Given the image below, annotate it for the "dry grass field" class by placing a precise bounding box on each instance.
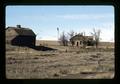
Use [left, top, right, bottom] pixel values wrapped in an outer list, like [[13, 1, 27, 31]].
[[6, 40, 115, 79]]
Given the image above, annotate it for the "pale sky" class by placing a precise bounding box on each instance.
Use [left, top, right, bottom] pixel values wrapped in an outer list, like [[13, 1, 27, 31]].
[[6, 6, 114, 42]]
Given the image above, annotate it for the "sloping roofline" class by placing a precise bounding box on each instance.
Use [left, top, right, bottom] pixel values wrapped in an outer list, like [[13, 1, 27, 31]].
[[6, 26, 36, 36], [70, 34, 93, 41]]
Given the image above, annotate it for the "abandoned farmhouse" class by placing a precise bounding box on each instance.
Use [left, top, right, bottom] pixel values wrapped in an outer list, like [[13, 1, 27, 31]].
[[70, 34, 95, 47], [6, 25, 36, 46]]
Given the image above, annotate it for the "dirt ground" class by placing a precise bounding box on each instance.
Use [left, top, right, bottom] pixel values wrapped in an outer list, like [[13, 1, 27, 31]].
[[6, 44, 114, 79]]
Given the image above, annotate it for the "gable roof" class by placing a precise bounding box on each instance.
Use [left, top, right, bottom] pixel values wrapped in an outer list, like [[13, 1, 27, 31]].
[[6, 26, 36, 36], [70, 34, 93, 41], [70, 34, 84, 41]]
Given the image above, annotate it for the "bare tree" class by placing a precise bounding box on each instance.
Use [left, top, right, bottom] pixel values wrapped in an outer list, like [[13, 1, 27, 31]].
[[68, 30, 75, 46], [68, 30, 75, 39], [59, 31, 68, 46], [91, 28, 101, 48]]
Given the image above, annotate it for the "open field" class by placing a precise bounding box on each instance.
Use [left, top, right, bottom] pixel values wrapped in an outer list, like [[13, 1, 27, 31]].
[[36, 40, 114, 48], [6, 41, 114, 79]]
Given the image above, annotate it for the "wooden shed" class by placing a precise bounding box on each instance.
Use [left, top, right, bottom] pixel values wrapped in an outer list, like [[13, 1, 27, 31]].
[[70, 34, 94, 47], [6, 25, 36, 47]]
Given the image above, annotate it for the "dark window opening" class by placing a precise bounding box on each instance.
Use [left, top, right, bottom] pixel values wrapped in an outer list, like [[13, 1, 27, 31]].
[[80, 41, 82, 45]]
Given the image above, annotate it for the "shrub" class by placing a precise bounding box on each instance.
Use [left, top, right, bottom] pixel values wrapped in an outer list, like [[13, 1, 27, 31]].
[[59, 69, 68, 74], [53, 73, 59, 77]]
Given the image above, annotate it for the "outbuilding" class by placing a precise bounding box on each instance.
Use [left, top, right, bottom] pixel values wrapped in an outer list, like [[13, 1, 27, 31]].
[[6, 25, 36, 47]]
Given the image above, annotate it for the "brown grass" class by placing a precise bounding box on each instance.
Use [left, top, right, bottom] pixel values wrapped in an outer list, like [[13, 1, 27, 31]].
[[6, 41, 114, 79]]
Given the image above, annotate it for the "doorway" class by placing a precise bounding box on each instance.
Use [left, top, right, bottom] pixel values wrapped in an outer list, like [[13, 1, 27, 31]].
[[77, 42, 79, 46]]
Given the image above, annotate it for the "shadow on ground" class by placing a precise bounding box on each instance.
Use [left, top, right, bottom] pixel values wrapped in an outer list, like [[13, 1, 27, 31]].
[[11, 44, 57, 51], [29, 45, 57, 51]]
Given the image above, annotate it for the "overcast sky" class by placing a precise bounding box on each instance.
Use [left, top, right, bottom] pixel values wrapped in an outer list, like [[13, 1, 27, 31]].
[[6, 6, 114, 42]]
